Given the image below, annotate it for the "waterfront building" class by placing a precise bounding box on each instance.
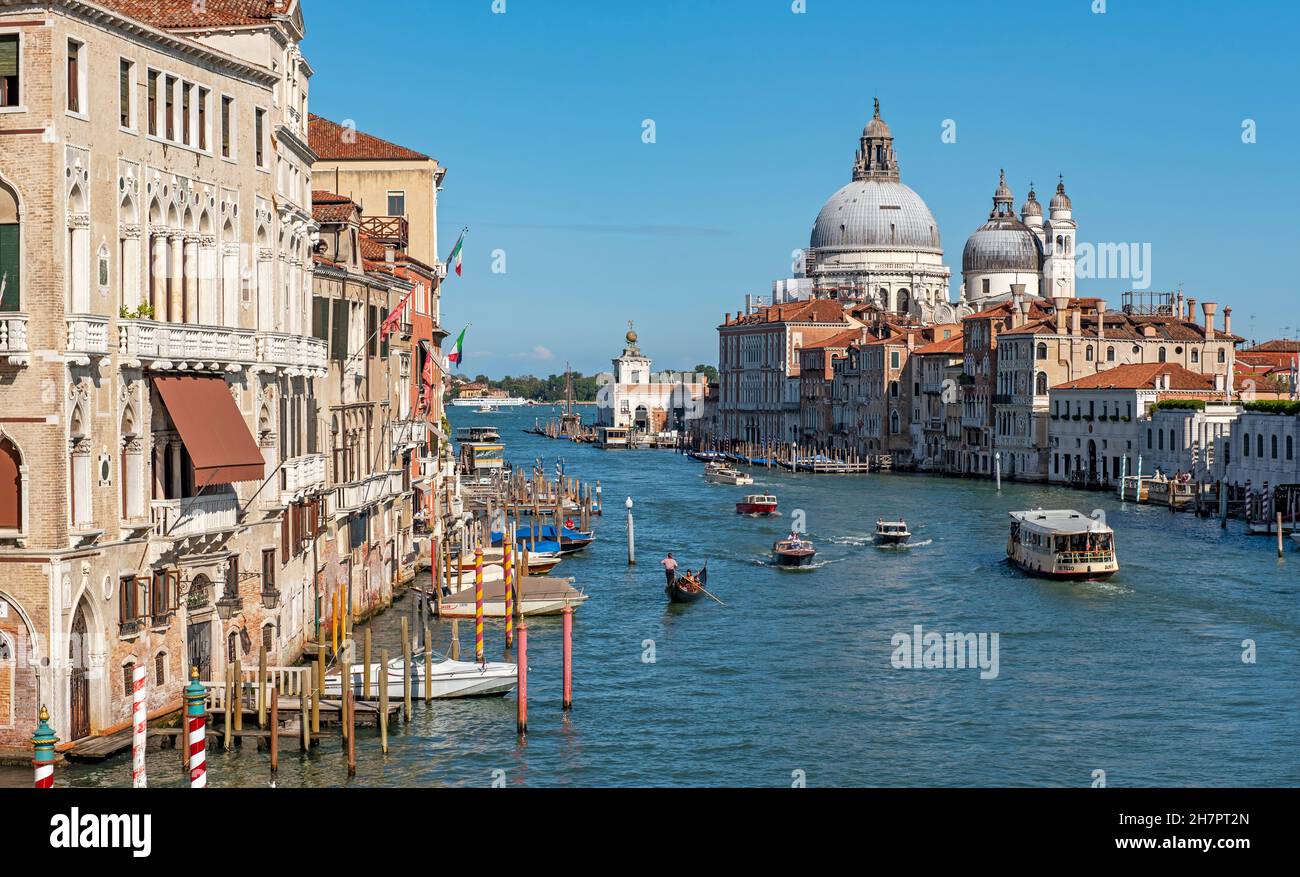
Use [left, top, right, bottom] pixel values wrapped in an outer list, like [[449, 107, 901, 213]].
[[908, 333, 964, 470], [309, 115, 447, 268], [0, 0, 321, 754], [310, 191, 413, 619], [1145, 402, 1241, 481], [717, 298, 857, 445], [1047, 363, 1224, 487], [596, 325, 706, 433], [798, 330, 859, 442], [1215, 407, 1300, 490], [992, 292, 1239, 481]]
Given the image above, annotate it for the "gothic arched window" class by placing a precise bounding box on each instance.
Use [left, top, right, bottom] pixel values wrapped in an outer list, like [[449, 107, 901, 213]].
[[0, 436, 20, 530], [0, 178, 19, 312]]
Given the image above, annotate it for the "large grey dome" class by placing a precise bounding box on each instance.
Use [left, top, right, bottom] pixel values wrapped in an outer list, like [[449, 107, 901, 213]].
[[810, 179, 942, 252], [962, 217, 1043, 273]]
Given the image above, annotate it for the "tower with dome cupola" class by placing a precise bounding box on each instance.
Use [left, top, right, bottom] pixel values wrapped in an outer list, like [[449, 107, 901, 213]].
[[1042, 177, 1077, 299]]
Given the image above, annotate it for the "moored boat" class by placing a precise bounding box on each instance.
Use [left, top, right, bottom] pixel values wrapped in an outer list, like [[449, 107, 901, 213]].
[[772, 534, 816, 567], [666, 564, 709, 603], [1007, 509, 1119, 580], [874, 519, 912, 546], [323, 652, 517, 700], [736, 493, 778, 515]]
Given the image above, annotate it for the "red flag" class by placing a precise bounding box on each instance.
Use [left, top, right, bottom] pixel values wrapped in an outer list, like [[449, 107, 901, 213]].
[[379, 286, 416, 341]]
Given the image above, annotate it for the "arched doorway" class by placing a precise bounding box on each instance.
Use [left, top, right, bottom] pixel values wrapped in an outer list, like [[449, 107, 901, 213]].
[[69, 603, 90, 741], [186, 574, 214, 681], [633, 405, 649, 431]]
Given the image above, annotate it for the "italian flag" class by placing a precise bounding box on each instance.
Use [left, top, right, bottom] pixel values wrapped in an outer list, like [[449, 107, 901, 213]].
[[447, 327, 467, 369], [446, 228, 466, 277]]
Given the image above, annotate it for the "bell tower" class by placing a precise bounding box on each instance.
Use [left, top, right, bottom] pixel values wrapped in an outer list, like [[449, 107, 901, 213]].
[[1042, 176, 1077, 299]]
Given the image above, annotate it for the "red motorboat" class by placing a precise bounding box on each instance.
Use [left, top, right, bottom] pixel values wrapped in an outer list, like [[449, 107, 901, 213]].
[[735, 494, 779, 516]]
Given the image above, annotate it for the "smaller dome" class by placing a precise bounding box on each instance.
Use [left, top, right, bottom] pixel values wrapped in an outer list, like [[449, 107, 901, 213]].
[[626, 329, 638, 345], [1050, 179, 1072, 211], [1021, 185, 1042, 218], [963, 217, 1044, 275]]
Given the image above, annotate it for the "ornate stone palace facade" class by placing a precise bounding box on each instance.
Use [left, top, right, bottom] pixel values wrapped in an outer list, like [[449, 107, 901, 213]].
[[0, 1, 450, 757]]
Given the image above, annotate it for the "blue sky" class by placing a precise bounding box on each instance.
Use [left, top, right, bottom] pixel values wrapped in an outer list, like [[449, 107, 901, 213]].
[[306, 0, 1299, 378]]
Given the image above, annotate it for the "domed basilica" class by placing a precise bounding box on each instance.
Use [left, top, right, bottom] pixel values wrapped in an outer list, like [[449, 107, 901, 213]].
[[791, 101, 1079, 323]]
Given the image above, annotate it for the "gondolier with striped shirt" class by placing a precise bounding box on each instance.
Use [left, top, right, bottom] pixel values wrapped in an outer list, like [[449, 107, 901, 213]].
[[661, 552, 678, 586]]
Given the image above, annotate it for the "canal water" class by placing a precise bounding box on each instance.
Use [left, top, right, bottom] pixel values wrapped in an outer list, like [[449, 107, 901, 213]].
[[44, 406, 1300, 787]]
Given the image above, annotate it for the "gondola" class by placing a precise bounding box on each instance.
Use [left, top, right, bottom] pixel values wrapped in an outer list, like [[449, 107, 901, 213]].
[[666, 564, 709, 604]]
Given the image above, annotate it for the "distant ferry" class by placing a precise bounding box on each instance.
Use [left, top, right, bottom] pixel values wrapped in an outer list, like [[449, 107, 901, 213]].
[[450, 395, 530, 408], [1007, 509, 1119, 580]]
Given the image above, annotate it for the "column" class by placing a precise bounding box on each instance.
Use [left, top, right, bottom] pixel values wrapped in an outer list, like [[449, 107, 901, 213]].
[[222, 243, 240, 327], [199, 235, 218, 325], [257, 248, 273, 332], [69, 214, 92, 314], [169, 232, 184, 323], [126, 438, 145, 520], [150, 233, 168, 317], [120, 225, 142, 313], [169, 440, 182, 499], [183, 234, 200, 324]]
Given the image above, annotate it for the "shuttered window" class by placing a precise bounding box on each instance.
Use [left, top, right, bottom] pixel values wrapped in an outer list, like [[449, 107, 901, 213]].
[[66, 40, 80, 113], [329, 299, 349, 361], [0, 224, 18, 312], [1, 34, 20, 107]]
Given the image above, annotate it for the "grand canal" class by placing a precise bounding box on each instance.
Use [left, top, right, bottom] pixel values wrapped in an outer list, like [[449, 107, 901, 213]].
[[33, 406, 1300, 787]]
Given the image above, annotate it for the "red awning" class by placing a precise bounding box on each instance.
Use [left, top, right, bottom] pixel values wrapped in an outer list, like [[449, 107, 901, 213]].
[[152, 376, 265, 486]]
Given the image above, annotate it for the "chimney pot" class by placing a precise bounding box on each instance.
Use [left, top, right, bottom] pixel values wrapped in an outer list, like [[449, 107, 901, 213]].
[[1053, 296, 1069, 335], [1223, 306, 1233, 337], [1202, 301, 1217, 342]]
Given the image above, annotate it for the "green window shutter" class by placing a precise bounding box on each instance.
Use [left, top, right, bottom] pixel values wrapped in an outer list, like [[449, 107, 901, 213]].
[[330, 299, 349, 361], [311, 296, 329, 342], [0, 36, 17, 78], [0, 224, 19, 312]]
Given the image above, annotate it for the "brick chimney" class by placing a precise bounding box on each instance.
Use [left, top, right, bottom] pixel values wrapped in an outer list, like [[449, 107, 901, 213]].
[[1186, 297, 1196, 322], [1097, 305, 1106, 341], [1223, 306, 1232, 337], [1202, 301, 1217, 341], [1010, 284, 1026, 328], [1070, 306, 1082, 337], [1053, 296, 1069, 335]]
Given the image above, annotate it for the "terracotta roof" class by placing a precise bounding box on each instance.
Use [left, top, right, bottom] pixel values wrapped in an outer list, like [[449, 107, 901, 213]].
[[311, 191, 357, 224], [912, 335, 964, 356], [1053, 363, 1216, 392], [310, 115, 432, 162], [722, 298, 849, 327], [101, 0, 292, 29], [1249, 340, 1300, 353], [804, 329, 862, 350]]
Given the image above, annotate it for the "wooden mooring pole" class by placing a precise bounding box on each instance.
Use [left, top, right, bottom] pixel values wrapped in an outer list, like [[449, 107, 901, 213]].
[[345, 689, 356, 777], [516, 621, 528, 736], [363, 627, 372, 700], [379, 648, 390, 753], [401, 616, 412, 722], [269, 686, 279, 776], [562, 604, 573, 710]]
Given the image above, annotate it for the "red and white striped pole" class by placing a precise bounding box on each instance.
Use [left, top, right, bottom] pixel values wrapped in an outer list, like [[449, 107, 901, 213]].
[[32, 706, 57, 789], [474, 545, 485, 665], [183, 666, 208, 788], [131, 663, 147, 788]]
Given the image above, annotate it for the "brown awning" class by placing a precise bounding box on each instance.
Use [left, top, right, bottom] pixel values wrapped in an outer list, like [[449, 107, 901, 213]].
[[152, 376, 265, 485]]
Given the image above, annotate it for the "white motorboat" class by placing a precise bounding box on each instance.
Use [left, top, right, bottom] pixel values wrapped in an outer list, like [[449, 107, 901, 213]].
[[704, 463, 753, 486], [437, 575, 588, 618], [324, 651, 516, 700], [1007, 509, 1119, 580], [874, 519, 912, 546]]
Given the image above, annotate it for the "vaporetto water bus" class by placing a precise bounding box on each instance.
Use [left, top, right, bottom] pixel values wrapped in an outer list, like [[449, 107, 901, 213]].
[[1006, 509, 1119, 580]]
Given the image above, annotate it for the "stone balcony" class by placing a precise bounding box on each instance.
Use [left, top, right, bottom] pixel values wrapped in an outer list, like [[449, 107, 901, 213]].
[[0, 313, 29, 366], [255, 332, 328, 376], [66, 314, 110, 361], [392, 419, 427, 451], [280, 453, 327, 503], [151, 493, 242, 541], [328, 471, 398, 517], [118, 319, 257, 372]]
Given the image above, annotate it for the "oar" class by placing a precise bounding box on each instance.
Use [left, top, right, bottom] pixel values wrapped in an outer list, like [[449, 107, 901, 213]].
[[684, 570, 725, 606]]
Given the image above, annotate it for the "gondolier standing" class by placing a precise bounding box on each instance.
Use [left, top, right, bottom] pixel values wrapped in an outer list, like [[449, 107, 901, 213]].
[[661, 552, 678, 586]]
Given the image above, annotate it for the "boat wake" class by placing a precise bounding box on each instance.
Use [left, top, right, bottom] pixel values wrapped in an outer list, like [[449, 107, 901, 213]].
[[877, 538, 933, 550]]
